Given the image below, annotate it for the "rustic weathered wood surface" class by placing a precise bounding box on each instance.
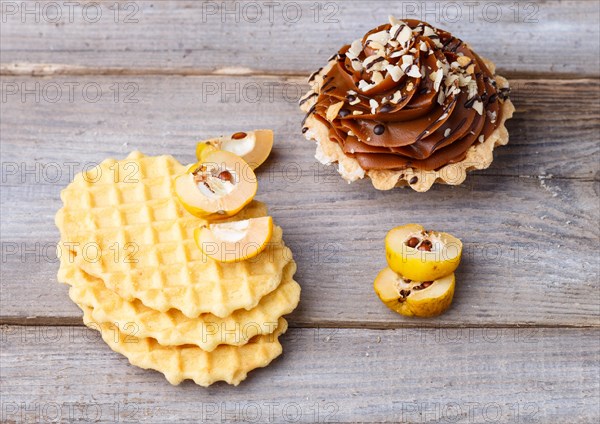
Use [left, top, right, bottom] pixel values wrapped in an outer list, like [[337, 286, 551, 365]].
[[1, 1, 599, 423]]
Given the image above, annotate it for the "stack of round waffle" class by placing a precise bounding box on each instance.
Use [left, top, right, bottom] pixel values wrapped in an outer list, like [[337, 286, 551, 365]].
[[55, 152, 299, 386]]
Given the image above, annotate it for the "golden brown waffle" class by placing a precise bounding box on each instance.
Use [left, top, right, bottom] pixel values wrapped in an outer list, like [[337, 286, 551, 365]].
[[63, 251, 299, 349], [80, 305, 287, 386], [56, 152, 292, 318]]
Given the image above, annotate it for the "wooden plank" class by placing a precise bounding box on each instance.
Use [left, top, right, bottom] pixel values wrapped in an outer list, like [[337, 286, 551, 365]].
[[1, 1, 599, 77], [1, 75, 598, 326], [1, 170, 599, 326], [0, 76, 597, 180], [1, 325, 598, 423]]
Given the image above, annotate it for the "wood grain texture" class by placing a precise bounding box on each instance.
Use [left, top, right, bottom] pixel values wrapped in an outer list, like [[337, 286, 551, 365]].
[[1, 1, 599, 77], [0, 76, 598, 326], [1, 2, 599, 421], [0, 76, 597, 179], [1, 174, 599, 326], [1, 325, 599, 423]]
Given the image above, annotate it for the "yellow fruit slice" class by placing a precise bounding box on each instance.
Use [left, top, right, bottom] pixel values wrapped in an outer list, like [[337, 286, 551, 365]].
[[195, 142, 218, 162], [175, 150, 258, 219], [197, 130, 274, 170], [385, 223, 462, 281], [194, 216, 273, 263], [374, 267, 455, 318]]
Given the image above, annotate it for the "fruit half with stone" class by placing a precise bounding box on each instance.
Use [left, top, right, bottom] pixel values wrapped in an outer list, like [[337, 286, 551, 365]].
[[196, 130, 274, 170], [194, 216, 273, 263], [374, 267, 455, 318], [385, 223, 462, 281], [175, 150, 258, 219]]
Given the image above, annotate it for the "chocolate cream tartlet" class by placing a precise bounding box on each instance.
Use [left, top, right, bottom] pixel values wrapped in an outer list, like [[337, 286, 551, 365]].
[[300, 17, 515, 192]]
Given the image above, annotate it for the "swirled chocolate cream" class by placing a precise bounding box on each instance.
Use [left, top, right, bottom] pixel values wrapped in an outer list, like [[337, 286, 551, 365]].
[[300, 17, 514, 192]]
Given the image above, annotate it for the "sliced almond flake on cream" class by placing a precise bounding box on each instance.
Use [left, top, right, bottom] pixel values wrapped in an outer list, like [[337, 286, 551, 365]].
[[420, 41, 428, 51], [444, 128, 451, 137], [406, 82, 415, 91], [390, 50, 404, 59], [423, 26, 436, 37], [445, 74, 459, 87], [348, 130, 355, 136], [386, 64, 404, 82], [369, 99, 379, 114], [401, 55, 414, 67], [388, 40, 399, 48], [349, 97, 361, 106], [409, 47, 417, 53], [351, 59, 364, 72], [347, 39, 363, 59], [347, 90, 357, 95], [478, 135, 485, 142], [437, 90, 446, 105], [487, 110, 497, 123], [466, 64, 476, 74], [397, 25, 413, 47], [363, 54, 383, 69], [451, 61, 460, 69], [390, 90, 403, 104], [458, 74, 472, 87], [457, 56, 471, 67], [407, 65, 422, 78], [368, 41, 386, 51], [433, 70, 444, 92], [352, 110, 363, 115], [366, 30, 390, 46], [371, 71, 384, 86], [358, 80, 373, 91], [467, 80, 478, 98], [326, 101, 345, 121], [472, 100, 484, 115]]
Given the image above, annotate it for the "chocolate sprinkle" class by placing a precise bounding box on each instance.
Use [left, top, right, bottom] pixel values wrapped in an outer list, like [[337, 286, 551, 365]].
[[365, 56, 385, 70], [380, 104, 393, 113], [302, 127, 308, 133], [298, 92, 317, 106], [339, 108, 350, 118], [464, 96, 478, 109], [308, 67, 323, 83], [374, 124, 385, 135], [409, 176, 418, 185]]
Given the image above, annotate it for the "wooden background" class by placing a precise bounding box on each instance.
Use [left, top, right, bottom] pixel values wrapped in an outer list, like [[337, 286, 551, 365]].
[[1, 1, 598, 422]]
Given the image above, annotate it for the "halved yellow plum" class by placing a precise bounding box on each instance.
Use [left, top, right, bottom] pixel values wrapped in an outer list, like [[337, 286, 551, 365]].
[[194, 216, 273, 263], [194, 216, 273, 262], [385, 224, 462, 282], [196, 130, 274, 170], [175, 150, 258, 219], [195, 142, 218, 162], [374, 267, 455, 318]]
